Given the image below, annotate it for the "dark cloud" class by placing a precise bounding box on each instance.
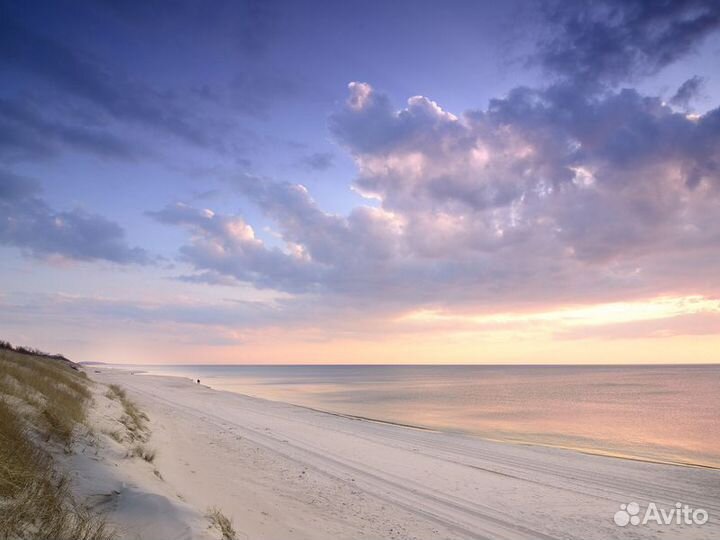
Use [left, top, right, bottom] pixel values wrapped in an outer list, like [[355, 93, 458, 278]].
[[227, 72, 301, 117], [486, 84, 720, 191], [0, 1, 304, 164], [0, 97, 143, 162], [94, 0, 281, 54], [536, 0, 720, 86], [191, 70, 302, 119], [0, 171, 148, 264], [301, 152, 335, 171], [0, 11, 230, 154], [670, 76, 705, 109]]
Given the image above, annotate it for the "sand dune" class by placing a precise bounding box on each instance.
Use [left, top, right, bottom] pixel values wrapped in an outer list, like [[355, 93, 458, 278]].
[[85, 369, 719, 540]]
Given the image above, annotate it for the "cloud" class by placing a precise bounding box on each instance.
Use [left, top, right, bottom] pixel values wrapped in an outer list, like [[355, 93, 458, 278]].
[[0, 97, 143, 162], [174, 270, 242, 287], [330, 82, 460, 156], [226, 72, 302, 117], [0, 2, 305, 164], [670, 76, 705, 109], [0, 291, 299, 353], [146, 0, 720, 321], [151, 183, 421, 302], [95, 0, 280, 54], [557, 312, 720, 340], [0, 12, 230, 155], [11, 292, 283, 329], [0, 171, 148, 264], [148, 202, 320, 293], [158, 81, 720, 319], [301, 152, 335, 171], [335, 81, 720, 218], [536, 0, 720, 86]]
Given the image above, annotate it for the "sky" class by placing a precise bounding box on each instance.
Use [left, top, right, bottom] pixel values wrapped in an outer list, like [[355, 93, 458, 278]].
[[1, 0, 720, 364]]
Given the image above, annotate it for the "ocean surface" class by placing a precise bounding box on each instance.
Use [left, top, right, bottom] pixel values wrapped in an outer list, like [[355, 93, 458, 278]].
[[115, 364, 720, 468]]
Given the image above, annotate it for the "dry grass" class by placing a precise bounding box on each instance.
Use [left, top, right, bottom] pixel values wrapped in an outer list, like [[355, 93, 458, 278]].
[[105, 384, 126, 401], [129, 444, 156, 463], [0, 349, 90, 446], [105, 384, 149, 441], [103, 429, 124, 444], [207, 507, 237, 540], [0, 349, 115, 539]]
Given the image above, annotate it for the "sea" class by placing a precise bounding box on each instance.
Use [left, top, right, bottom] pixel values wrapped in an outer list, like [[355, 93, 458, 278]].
[[110, 364, 720, 469]]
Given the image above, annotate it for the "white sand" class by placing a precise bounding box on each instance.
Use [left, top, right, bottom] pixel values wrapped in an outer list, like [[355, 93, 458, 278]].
[[75, 369, 719, 540]]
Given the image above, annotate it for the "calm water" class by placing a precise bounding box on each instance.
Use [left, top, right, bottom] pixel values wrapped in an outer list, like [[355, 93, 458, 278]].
[[122, 364, 720, 468]]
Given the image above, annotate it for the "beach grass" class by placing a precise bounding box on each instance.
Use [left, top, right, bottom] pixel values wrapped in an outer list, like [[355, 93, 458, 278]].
[[207, 507, 238, 540], [106, 383, 149, 440], [129, 444, 156, 463], [0, 348, 115, 539], [0, 349, 90, 445]]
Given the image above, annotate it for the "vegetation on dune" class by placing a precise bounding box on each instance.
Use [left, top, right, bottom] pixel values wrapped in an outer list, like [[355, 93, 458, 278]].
[[0, 343, 207, 539], [207, 507, 238, 540], [105, 383, 149, 442], [0, 340, 73, 364], [0, 346, 115, 540], [0, 348, 90, 447], [129, 444, 156, 463]]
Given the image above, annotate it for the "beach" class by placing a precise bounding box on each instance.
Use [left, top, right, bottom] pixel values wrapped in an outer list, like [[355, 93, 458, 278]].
[[78, 369, 719, 540], [116, 363, 720, 469], [5, 2, 720, 539]]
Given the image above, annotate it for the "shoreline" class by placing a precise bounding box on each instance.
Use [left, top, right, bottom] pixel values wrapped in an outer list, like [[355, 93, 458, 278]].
[[103, 365, 720, 471], [233, 393, 720, 472], [81, 367, 720, 540], [257, 399, 720, 472]]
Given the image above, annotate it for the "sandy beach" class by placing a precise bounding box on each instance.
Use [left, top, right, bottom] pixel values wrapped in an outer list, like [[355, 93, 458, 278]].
[[66, 369, 719, 540], [4, 2, 720, 538]]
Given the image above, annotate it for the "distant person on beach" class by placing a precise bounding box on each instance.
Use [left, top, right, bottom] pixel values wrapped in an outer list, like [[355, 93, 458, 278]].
[[197, 379, 200, 384]]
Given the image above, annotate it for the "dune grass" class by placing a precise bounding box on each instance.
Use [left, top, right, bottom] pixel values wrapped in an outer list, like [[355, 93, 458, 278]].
[[105, 384, 149, 441], [0, 348, 115, 539], [129, 444, 156, 463], [207, 507, 238, 540], [0, 349, 90, 446]]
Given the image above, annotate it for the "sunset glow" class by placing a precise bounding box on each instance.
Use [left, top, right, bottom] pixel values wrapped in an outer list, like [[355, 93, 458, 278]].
[[401, 296, 720, 329], [1, 1, 719, 365]]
